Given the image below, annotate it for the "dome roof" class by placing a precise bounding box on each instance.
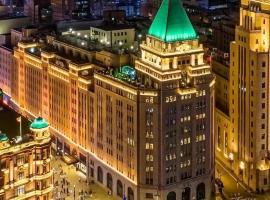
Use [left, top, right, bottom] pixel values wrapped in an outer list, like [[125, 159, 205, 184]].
[[30, 117, 49, 130], [148, 0, 197, 42], [0, 133, 8, 142]]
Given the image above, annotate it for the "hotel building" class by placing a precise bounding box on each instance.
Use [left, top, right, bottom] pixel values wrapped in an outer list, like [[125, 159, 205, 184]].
[[215, 0, 270, 192], [8, 0, 215, 199], [0, 117, 52, 200]]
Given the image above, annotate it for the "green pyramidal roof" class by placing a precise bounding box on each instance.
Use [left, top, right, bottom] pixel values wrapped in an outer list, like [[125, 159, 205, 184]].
[[148, 0, 197, 42]]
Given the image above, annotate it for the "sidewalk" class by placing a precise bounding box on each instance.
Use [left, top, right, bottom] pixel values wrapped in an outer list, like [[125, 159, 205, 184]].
[[52, 156, 118, 200], [215, 158, 270, 200]]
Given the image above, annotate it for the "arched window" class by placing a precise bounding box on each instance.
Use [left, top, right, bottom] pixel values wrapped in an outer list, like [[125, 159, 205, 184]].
[[117, 180, 123, 197], [196, 183, 205, 200], [107, 173, 113, 192], [182, 187, 190, 200], [167, 191, 176, 200], [128, 187, 134, 200], [97, 166, 103, 183]]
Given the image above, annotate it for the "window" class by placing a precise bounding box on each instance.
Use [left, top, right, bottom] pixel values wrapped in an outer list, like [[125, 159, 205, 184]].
[[17, 155, 24, 166], [17, 186, 25, 195], [262, 144, 265, 150], [18, 172, 24, 180], [262, 62, 266, 67], [262, 83, 265, 88], [262, 93, 265, 98], [262, 103, 265, 109], [262, 72, 265, 78], [145, 193, 153, 199], [264, 178, 267, 185]]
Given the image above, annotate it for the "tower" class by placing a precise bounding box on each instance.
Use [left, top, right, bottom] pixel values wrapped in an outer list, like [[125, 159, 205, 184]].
[[135, 0, 215, 198], [228, 0, 270, 192]]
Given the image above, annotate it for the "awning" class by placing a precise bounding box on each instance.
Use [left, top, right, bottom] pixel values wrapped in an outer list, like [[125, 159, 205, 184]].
[[61, 154, 78, 165]]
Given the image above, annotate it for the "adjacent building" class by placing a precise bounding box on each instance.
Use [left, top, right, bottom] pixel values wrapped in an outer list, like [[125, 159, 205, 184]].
[[90, 24, 135, 48], [51, 0, 74, 21], [24, 0, 50, 23], [0, 16, 30, 35], [0, 44, 12, 99], [215, 0, 270, 192], [0, 117, 52, 200], [6, 0, 215, 199]]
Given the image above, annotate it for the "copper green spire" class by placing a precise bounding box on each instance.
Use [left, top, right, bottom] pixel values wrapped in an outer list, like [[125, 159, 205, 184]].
[[148, 0, 197, 42]]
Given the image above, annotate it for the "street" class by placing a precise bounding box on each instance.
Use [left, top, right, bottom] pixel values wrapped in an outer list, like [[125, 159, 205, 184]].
[[216, 159, 270, 200], [52, 155, 117, 200]]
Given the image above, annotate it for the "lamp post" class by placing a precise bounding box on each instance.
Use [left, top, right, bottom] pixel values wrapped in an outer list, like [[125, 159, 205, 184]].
[[73, 185, 76, 200], [229, 152, 234, 169], [239, 161, 245, 181]]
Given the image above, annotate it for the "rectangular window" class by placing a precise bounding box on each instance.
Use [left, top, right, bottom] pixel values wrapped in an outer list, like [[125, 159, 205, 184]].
[[17, 186, 25, 195]]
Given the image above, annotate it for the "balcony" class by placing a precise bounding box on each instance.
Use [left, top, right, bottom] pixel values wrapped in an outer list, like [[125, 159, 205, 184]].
[[10, 185, 53, 200], [33, 171, 53, 181]]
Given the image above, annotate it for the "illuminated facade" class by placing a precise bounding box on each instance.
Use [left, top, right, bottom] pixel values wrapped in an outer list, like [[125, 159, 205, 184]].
[[9, 0, 215, 199], [215, 0, 270, 192], [90, 25, 135, 48], [0, 117, 52, 200], [0, 45, 12, 99]]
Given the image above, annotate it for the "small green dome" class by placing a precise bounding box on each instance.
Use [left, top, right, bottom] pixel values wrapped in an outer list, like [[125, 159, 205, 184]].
[[0, 133, 8, 142], [30, 117, 49, 129]]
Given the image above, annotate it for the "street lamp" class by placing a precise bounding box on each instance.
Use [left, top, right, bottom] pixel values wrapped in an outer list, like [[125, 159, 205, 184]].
[[73, 185, 75, 200], [239, 161, 245, 170], [239, 161, 245, 181], [229, 152, 234, 168]]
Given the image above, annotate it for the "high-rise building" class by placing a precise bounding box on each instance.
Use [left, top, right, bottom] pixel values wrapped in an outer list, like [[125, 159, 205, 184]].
[[72, 0, 91, 18], [215, 0, 270, 192], [52, 0, 92, 20], [51, 0, 74, 21], [8, 0, 215, 199], [140, 0, 162, 17], [24, 0, 50, 23], [0, 117, 52, 199]]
